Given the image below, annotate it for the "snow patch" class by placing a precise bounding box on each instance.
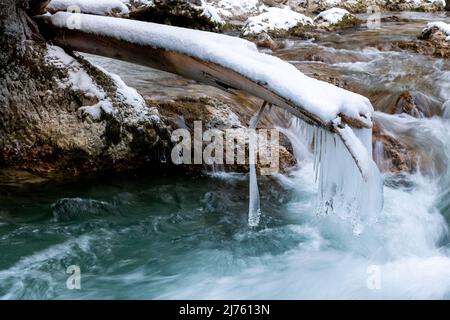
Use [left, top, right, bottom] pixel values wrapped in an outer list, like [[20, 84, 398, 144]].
[[79, 100, 116, 120], [198, 0, 225, 25], [47, 0, 129, 15], [243, 6, 314, 36], [324, 0, 342, 5], [209, 0, 259, 19], [315, 8, 350, 25], [47, 12, 373, 125], [289, 119, 383, 235], [98, 65, 161, 124], [45, 45, 159, 124], [122, 0, 154, 6], [424, 21, 450, 41]]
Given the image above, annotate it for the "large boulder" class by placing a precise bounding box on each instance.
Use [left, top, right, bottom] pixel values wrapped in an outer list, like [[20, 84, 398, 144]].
[[149, 95, 296, 174], [1, 44, 171, 176]]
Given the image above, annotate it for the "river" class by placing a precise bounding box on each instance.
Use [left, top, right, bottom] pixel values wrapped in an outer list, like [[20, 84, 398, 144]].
[[0, 12, 450, 299]]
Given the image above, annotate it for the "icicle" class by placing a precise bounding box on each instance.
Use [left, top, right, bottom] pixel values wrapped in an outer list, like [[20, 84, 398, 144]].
[[248, 101, 268, 227], [287, 118, 383, 235]]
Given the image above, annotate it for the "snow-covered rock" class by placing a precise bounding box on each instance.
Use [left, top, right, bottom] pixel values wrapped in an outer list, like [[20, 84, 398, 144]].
[[315, 8, 349, 24], [242, 6, 314, 36], [47, 0, 129, 15], [382, 0, 445, 11], [423, 21, 450, 41], [128, 0, 224, 31], [310, 0, 368, 13], [396, 21, 450, 59], [314, 8, 360, 29], [303, 0, 444, 13]]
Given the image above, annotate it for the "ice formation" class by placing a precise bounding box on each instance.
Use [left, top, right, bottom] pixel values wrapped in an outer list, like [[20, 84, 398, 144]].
[[423, 21, 450, 41], [41, 12, 383, 230]]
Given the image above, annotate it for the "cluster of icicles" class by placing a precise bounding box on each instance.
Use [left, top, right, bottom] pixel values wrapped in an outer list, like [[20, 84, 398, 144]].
[[248, 108, 383, 235]]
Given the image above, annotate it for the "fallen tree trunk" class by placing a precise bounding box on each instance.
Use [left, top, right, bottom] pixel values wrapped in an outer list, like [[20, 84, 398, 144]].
[[36, 13, 373, 130], [36, 12, 378, 177]]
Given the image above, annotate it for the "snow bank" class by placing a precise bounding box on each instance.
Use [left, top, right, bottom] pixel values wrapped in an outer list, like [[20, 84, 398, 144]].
[[424, 21, 450, 41], [242, 6, 314, 36], [47, 0, 129, 15], [315, 8, 351, 25], [47, 12, 373, 125]]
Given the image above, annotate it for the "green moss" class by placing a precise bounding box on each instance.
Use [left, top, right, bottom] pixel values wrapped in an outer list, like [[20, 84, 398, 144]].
[[334, 14, 362, 29]]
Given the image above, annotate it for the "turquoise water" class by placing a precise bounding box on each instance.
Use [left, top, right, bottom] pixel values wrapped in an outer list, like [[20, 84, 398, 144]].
[[0, 171, 304, 299]]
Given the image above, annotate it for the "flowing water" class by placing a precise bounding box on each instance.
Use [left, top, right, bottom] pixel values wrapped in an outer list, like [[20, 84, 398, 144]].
[[1, 12, 450, 299]]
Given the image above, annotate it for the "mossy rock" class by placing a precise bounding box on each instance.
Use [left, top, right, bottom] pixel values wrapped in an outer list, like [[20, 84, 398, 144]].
[[334, 14, 362, 29]]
